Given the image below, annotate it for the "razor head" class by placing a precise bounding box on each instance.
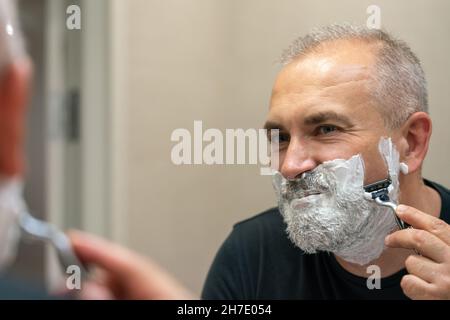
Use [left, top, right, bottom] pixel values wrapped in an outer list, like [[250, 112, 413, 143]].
[[363, 178, 392, 200], [364, 178, 410, 230]]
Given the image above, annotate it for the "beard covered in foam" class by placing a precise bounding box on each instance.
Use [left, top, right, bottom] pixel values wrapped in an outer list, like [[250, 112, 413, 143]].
[[272, 137, 400, 265]]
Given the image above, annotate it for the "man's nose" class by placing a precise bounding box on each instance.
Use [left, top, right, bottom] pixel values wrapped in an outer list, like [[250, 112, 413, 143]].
[[279, 140, 317, 180]]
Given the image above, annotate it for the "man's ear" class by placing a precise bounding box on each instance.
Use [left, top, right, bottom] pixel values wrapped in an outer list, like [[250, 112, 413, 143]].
[[0, 59, 33, 177], [398, 112, 432, 175]]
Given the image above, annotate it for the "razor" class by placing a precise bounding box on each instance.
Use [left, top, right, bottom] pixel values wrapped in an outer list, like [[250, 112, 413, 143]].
[[363, 178, 408, 230], [19, 208, 89, 281]]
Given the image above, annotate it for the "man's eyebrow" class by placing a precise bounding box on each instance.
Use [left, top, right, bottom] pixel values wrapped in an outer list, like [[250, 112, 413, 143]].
[[303, 111, 354, 127], [263, 121, 286, 131]]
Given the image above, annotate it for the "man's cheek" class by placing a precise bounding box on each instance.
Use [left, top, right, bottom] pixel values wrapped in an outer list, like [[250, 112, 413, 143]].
[[361, 150, 390, 185], [277, 152, 286, 171]]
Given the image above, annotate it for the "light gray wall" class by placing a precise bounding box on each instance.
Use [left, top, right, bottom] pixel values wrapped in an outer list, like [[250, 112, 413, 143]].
[[118, 0, 450, 295]]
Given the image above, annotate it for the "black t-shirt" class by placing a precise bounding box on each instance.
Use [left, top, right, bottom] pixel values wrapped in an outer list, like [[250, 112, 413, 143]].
[[201, 179, 450, 299], [0, 276, 53, 299]]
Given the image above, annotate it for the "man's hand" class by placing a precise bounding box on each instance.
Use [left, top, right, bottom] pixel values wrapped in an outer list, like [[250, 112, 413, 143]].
[[385, 205, 450, 299], [68, 230, 196, 300]]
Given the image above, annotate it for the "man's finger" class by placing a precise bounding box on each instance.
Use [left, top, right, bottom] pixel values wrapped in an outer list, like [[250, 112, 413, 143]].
[[385, 228, 450, 263], [400, 274, 438, 300], [67, 230, 149, 278], [396, 205, 450, 245], [77, 281, 115, 300], [68, 230, 196, 300], [404, 254, 439, 283]]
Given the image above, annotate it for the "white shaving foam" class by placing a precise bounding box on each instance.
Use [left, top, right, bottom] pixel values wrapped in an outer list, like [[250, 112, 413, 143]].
[[273, 137, 400, 265], [400, 162, 409, 175]]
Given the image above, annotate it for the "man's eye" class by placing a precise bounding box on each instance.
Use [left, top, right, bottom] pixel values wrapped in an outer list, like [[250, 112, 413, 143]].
[[268, 131, 289, 143], [317, 125, 338, 135], [279, 133, 290, 142], [274, 133, 289, 143]]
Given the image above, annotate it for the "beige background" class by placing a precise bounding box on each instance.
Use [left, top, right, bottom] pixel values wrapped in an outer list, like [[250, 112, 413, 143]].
[[110, 0, 450, 295]]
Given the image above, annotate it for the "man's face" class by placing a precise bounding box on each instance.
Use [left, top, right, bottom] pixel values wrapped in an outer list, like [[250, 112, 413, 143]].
[[266, 42, 405, 264], [265, 41, 394, 184]]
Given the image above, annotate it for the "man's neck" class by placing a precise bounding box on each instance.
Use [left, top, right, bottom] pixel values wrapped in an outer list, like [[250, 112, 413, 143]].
[[335, 175, 442, 278]]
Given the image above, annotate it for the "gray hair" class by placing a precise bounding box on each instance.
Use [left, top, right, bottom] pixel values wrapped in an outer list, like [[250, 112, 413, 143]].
[[0, 0, 25, 73], [280, 24, 428, 129]]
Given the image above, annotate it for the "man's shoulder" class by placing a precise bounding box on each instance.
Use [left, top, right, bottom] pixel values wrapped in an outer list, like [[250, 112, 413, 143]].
[[233, 207, 284, 233], [228, 207, 295, 251], [425, 179, 450, 223], [426, 179, 450, 196]]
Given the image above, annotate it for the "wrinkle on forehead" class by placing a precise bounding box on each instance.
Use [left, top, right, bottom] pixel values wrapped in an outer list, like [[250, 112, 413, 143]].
[[275, 57, 372, 92], [323, 64, 372, 86]]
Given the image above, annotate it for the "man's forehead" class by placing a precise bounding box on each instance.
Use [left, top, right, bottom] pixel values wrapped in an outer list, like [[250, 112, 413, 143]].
[[273, 58, 372, 95], [273, 39, 379, 93], [270, 58, 373, 116]]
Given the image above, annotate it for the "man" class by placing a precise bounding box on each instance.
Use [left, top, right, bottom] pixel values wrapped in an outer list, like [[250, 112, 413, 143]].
[[0, 0, 45, 298], [70, 24, 450, 300], [201, 25, 450, 299]]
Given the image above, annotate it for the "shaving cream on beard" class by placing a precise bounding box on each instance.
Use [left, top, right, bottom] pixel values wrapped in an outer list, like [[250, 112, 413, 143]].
[[272, 137, 400, 265], [0, 178, 23, 271]]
